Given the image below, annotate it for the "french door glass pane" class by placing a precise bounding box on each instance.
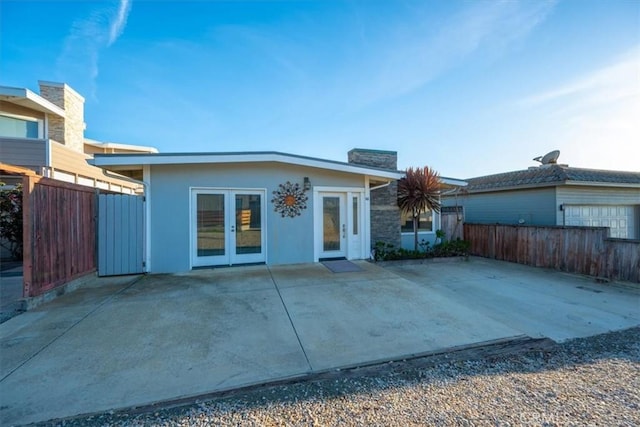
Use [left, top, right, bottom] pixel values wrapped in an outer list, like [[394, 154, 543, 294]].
[[323, 197, 340, 251], [235, 194, 262, 254], [197, 194, 225, 256]]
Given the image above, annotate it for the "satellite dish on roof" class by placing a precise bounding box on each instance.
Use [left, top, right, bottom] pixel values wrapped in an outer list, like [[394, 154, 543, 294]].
[[533, 150, 560, 165]]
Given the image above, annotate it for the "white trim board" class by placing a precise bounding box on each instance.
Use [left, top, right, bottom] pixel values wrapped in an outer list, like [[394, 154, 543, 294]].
[[91, 152, 405, 181]]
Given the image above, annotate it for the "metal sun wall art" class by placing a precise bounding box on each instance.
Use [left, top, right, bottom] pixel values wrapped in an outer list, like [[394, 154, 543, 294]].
[[272, 181, 308, 217]]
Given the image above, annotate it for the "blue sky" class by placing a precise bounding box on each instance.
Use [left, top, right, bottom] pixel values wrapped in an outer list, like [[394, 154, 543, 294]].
[[1, 0, 638, 177]]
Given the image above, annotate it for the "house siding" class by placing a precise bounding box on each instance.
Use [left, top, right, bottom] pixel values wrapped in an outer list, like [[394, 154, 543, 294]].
[[148, 163, 365, 273], [444, 187, 557, 226], [0, 137, 47, 172]]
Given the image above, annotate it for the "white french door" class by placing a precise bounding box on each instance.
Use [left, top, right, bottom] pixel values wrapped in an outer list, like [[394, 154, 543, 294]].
[[191, 189, 266, 267]]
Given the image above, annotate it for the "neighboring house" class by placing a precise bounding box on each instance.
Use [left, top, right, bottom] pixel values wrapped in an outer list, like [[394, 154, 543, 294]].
[[0, 81, 156, 192], [444, 163, 640, 239]]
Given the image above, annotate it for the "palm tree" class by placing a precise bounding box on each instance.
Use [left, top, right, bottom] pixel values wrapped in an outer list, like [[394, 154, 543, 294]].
[[397, 166, 442, 251]]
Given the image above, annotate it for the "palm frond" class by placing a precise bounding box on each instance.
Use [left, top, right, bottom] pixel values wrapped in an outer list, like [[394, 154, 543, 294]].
[[397, 166, 442, 215]]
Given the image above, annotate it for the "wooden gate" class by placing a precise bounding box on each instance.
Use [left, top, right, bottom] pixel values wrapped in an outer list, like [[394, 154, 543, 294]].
[[98, 193, 145, 276]]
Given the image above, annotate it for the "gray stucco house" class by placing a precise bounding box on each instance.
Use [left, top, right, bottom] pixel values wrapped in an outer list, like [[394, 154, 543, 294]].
[[92, 148, 465, 273], [443, 164, 640, 239], [91, 149, 406, 273]]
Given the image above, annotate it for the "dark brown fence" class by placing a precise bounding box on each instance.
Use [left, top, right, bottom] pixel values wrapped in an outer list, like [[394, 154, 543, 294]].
[[23, 174, 97, 297], [464, 223, 640, 283]]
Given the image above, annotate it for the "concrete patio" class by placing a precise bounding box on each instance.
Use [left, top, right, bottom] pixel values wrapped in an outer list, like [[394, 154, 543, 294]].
[[1, 257, 638, 425]]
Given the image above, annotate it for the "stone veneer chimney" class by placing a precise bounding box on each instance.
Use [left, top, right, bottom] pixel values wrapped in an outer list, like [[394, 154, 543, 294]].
[[38, 81, 86, 153], [348, 148, 402, 249]]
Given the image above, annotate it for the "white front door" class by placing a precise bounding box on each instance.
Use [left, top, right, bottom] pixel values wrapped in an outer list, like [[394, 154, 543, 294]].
[[319, 193, 347, 259], [191, 189, 266, 267]]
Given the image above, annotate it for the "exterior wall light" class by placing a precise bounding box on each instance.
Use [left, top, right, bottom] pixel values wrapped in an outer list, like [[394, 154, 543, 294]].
[[303, 177, 311, 191]]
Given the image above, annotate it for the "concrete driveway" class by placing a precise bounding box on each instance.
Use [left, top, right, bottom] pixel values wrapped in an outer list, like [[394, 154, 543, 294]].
[[1, 258, 638, 425]]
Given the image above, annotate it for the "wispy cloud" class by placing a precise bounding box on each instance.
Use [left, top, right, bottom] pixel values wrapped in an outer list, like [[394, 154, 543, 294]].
[[518, 47, 640, 170], [519, 47, 640, 109], [56, 0, 132, 98], [352, 0, 557, 107], [109, 0, 131, 46]]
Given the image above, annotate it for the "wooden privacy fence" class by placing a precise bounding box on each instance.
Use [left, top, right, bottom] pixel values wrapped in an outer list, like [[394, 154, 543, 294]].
[[464, 223, 640, 283], [23, 173, 97, 297], [441, 207, 464, 241]]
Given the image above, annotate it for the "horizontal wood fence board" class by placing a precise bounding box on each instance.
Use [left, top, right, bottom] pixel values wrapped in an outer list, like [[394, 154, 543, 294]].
[[464, 223, 639, 283]]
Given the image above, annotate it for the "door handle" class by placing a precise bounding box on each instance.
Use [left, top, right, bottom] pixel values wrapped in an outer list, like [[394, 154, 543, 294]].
[[342, 223, 346, 238], [231, 225, 235, 232]]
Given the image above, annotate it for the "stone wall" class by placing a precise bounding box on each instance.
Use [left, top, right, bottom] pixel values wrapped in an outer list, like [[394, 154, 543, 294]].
[[348, 148, 401, 249], [39, 81, 85, 153], [348, 148, 398, 170]]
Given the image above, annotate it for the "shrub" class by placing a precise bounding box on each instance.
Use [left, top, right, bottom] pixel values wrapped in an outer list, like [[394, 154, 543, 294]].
[[373, 237, 469, 262], [0, 183, 23, 260]]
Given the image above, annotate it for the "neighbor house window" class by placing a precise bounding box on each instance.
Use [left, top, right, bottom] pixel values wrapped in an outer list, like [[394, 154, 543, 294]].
[[400, 210, 434, 233], [0, 114, 42, 138]]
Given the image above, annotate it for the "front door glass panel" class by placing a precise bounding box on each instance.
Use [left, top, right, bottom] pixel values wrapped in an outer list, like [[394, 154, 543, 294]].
[[197, 194, 225, 256], [323, 196, 341, 251], [235, 194, 262, 255]]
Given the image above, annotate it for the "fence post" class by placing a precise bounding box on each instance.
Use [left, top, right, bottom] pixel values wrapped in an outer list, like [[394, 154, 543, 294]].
[[21, 174, 35, 298]]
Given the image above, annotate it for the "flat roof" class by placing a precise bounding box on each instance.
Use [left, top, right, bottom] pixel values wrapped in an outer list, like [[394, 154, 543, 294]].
[[84, 138, 159, 153], [0, 86, 66, 117], [91, 151, 406, 181]]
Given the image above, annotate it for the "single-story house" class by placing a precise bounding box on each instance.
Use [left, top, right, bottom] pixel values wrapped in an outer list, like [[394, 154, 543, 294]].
[[91, 149, 403, 273], [91, 148, 466, 273], [443, 163, 640, 239]]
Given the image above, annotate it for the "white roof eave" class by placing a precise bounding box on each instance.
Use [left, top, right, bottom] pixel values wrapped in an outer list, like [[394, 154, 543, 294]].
[[84, 138, 159, 153], [0, 86, 66, 117], [90, 152, 405, 180], [441, 177, 468, 187]]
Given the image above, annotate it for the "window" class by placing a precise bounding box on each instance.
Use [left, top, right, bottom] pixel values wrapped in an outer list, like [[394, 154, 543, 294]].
[[401, 210, 434, 233], [352, 196, 358, 235], [0, 114, 42, 138]]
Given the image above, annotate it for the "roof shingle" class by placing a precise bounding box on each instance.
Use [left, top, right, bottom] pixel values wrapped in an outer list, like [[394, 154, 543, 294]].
[[465, 165, 640, 192]]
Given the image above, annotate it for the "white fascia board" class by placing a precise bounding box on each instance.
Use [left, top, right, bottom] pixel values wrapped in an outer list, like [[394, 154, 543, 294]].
[[91, 152, 405, 180], [562, 181, 640, 189], [462, 181, 640, 194], [84, 139, 159, 153], [441, 177, 468, 187], [381, 170, 467, 187], [0, 86, 66, 117]]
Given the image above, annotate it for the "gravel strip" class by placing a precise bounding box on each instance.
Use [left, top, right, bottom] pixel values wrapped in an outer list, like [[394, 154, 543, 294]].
[[45, 327, 639, 427]]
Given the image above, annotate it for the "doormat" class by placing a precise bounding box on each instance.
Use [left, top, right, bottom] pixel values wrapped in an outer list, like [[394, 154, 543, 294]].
[[321, 260, 363, 273]]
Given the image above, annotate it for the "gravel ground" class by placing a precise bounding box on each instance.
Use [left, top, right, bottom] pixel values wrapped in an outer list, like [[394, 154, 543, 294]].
[[45, 327, 639, 427]]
